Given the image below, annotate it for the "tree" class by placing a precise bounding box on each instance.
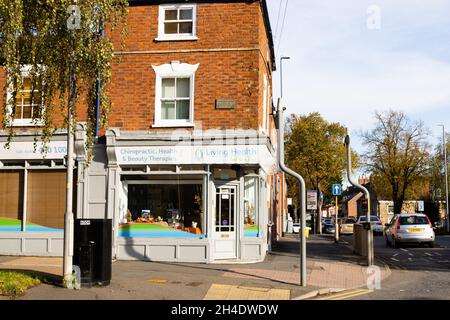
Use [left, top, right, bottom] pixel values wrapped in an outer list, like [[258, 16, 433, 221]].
[[0, 0, 128, 154], [361, 110, 431, 214], [285, 112, 358, 231]]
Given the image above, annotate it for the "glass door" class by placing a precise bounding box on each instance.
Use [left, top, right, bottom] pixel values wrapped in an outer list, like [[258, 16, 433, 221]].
[[213, 185, 237, 259]]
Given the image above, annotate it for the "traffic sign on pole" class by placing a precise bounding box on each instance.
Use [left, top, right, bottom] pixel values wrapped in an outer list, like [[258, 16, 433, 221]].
[[332, 184, 342, 196]]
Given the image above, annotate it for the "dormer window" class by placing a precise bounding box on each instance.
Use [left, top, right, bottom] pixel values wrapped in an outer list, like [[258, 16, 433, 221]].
[[157, 4, 197, 41]]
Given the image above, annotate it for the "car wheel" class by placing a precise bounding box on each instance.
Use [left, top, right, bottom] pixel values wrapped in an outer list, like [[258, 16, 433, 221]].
[[428, 242, 435, 248]]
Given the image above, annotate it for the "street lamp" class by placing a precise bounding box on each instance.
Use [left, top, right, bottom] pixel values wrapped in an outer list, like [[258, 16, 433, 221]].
[[279, 56, 290, 233], [438, 125, 449, 233], [280, 56, 290, 98]]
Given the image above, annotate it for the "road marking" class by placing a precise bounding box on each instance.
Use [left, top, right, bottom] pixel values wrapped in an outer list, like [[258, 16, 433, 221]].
[[407, 258, 413, 262], [145, 279, 168, 284], [393, 253, 399, 257], [391, 258, 400, 262], [408, 253, 414, 257], [424, 253, 432, 256], [317, 289, 372, 300], [400, 248, 408, 252], [434, 252, 442, 256]]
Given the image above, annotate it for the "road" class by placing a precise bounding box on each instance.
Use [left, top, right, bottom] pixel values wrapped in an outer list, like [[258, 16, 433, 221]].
[[339, 234, 450, 300]]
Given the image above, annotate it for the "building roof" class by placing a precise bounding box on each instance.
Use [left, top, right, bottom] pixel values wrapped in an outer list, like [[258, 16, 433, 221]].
[[128, 0, 276, 70]]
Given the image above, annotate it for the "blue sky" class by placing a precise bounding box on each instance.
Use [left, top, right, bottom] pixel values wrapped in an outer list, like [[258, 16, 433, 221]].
[[267, 0, 450, 153]]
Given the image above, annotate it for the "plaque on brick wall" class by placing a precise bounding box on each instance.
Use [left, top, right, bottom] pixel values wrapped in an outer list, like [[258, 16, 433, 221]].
[[215, 99, 236, 109]]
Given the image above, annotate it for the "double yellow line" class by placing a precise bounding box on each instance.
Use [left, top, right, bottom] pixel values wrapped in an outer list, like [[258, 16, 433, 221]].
[[316, 289, 372, 300]]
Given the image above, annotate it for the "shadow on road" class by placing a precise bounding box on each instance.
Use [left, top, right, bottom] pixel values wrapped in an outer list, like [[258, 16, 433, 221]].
[[272, 234, 368, 266]]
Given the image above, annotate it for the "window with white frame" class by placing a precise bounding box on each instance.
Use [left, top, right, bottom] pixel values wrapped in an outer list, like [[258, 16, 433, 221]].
[[157, 4, 197, 41], [7, 66, 43, 126], [152, 62, 199, 127]]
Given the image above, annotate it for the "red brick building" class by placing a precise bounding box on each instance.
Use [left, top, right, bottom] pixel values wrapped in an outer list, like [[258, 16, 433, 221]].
[[0, 0, 283, 263]]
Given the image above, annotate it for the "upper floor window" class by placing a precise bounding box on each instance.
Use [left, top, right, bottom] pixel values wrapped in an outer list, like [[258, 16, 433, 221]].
[[152, 61, 199, 127], [7, 66, 44, 126], [157, 4, 197, 41]]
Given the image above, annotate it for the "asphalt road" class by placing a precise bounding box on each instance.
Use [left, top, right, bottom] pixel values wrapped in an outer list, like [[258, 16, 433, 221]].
[[339, 234, 450, 300]]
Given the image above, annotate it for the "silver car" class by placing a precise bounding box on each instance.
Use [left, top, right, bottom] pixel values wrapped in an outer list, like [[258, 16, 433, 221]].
[[356, 215, 384, 235], [385, 213, 435, 248]]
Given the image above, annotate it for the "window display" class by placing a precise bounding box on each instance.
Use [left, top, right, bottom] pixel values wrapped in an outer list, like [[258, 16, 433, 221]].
[[244, 176, 258, 237], [0, 171, 23, 232], [0, 170, 65, 232], [119, 183, 204, 238]]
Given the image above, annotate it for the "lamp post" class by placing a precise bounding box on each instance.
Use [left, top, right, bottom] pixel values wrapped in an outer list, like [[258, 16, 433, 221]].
[[438, 125, 449, 233], [279, 56, 290, 234]]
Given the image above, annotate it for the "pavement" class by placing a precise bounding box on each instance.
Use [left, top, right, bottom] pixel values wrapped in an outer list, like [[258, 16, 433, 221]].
[[0, 234, 391, 300]]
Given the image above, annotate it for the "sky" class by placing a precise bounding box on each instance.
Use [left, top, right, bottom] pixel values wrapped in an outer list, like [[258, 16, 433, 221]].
[[266, 0, 450, 154]]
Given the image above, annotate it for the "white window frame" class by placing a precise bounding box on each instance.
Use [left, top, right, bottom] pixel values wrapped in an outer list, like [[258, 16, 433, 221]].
[[156, 3, 198, 41], [6, 65, 44, 127], [152, 61, 199, 128]]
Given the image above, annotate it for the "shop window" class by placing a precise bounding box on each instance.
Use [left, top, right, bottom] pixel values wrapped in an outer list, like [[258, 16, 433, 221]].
[[120, 182, 204, 238], [244, 176, 259, 237], [0, 171, 24, 232], [157, 4, 197, 41], [26, 170, 66, 231]]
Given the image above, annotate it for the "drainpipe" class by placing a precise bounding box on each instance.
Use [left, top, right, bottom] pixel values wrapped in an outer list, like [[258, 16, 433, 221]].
[[344, 129, 374, 266], [95, 22, 105, 142], [276, 98, 307, 287]]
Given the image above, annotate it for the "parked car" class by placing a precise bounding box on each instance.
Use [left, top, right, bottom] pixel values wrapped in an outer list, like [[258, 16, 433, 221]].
[[323, 222, 336, 234], [356, 215, 383, 235], [339, 217, 357, 235], [385, 213, 435, 248]]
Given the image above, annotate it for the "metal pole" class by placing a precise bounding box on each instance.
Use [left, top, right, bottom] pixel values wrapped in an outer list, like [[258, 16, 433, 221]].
[[63, 57, 75, 286], [344, 130, 374, 266], [277, 98, 307, 287], [335, 196, 339, 243], [280, 56, 290, 235], [440, 125, 449, 233]]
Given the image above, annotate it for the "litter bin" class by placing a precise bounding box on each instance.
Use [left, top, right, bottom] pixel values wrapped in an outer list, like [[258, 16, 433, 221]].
[[78, 241, 95, 287]]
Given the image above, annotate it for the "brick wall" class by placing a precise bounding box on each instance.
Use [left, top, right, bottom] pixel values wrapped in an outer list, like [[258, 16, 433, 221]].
[[1, 1, 274, 135]]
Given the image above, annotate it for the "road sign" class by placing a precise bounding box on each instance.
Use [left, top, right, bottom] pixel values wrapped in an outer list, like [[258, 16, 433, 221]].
[[332, 184, 342, 196], [418, 201, 425, 212], [307, 191, 318, 210]]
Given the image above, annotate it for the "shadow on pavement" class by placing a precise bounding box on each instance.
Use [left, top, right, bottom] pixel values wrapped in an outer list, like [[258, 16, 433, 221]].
[[272, 234, 368, 266]]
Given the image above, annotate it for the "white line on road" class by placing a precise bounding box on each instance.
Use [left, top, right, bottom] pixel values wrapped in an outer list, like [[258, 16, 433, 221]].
[[391, 258, 400, 262], [424, 253, 432, 256], [408, 253, 414, 257], [433, 252, 442, 256], [408, 258, 413, 262], [393, 253, 399, 257], [400, 248, 408, 252]]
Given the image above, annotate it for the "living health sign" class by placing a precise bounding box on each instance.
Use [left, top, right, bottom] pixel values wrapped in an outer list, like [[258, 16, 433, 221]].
[[116, 145, 275, 169]]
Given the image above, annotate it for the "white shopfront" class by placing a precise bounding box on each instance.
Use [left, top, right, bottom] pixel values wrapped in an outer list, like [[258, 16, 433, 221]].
[[105, 129, 276, 263]]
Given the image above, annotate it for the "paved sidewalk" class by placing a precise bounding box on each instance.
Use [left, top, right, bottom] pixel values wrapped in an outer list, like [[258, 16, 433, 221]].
[[0, 234, 391, 300]]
